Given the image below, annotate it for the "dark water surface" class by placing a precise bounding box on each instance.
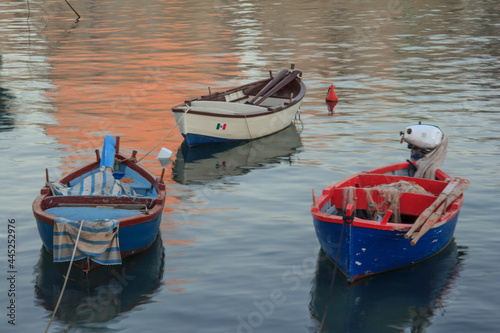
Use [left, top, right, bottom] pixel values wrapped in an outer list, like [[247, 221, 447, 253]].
[[1, 0, 499, 332]]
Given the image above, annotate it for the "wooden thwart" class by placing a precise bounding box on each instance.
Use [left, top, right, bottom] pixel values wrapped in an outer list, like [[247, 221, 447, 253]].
[[57, 203, 148, 211]]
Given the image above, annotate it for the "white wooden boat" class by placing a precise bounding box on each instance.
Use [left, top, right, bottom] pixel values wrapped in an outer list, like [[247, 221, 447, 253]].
[[172, 65, 306, 147]]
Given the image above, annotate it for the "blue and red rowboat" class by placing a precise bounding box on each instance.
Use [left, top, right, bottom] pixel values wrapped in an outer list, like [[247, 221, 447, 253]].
[[33, 136, 166, 272], [311, 161, 469, 283]]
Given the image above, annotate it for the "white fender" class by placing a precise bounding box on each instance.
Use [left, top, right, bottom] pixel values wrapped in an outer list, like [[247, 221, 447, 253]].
[[157, 147, 173, 167]]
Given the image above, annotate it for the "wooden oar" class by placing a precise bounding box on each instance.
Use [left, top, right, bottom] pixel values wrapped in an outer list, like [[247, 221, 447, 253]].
[[410, 203, 446, 246], [410, 179, 470, 245], [404, 177, 461, 239], [249, 69, 288, 104], [254, 70, 301, 106]]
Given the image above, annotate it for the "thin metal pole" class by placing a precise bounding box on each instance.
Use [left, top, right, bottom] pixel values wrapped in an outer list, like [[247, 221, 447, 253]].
[[65, 0, 81, 21]]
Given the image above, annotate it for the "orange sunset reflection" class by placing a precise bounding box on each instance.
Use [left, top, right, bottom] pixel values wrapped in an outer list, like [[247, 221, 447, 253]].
[[41, 4, 242, 292]]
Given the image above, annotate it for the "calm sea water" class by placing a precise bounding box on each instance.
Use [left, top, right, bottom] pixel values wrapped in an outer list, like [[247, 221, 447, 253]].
[[1, 0, 500, 332]]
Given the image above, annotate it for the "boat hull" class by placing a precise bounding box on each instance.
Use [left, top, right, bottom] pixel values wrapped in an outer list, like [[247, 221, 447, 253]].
[[35, 212, 162, 261], [32, 148, 166, 271], [311, 162, 466, 282], [312, 212, 459, 282], [174, 102, 302, 147]]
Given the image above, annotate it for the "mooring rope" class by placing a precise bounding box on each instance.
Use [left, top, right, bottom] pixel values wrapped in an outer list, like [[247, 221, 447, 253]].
[[44, 220, 85, 333], [137, 107, 190, 163], [243, 114, 253, 141], [318, 188, 355, 333], [318, 219, 347, 333]]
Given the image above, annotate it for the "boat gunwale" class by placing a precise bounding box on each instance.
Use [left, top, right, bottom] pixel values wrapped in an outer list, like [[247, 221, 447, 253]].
[[311, 162, 464, 231], [32, 152, 166, 228], [171, 74, 306, 118]]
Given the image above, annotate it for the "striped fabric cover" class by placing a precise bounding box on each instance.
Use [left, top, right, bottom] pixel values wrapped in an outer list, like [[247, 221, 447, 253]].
[[53, 218, 122, 265], [48, 167, 137, 197]]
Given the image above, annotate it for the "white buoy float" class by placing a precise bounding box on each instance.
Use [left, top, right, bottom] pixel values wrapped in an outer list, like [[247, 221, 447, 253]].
[[157, 147, 173, 167]]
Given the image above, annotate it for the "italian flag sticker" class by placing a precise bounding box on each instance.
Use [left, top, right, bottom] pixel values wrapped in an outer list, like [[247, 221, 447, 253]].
[[216, 123, 227, 130]]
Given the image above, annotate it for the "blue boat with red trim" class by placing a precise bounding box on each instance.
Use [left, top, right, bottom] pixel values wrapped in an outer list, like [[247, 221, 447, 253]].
[[311, 124, 470, 282], [32, 136, 166, 272]]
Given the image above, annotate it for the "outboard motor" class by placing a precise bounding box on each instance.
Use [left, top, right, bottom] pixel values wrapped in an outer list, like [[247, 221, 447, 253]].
[[400, 124, 444, 161]]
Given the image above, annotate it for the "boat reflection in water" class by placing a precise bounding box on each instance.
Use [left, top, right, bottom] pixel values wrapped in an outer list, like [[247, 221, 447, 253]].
[[0, 58, 15, 132], [309, 240, 466, 333], [34, 234, 164, 326], [172, 123, 302, 185]]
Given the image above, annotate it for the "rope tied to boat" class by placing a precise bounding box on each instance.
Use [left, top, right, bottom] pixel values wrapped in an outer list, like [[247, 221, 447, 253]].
[[137, 106, 191, 163], [44, 219, 85, 333], [318, 188, 355, 332], [243, 114, 253, 141], [115, 155, 137, 164]]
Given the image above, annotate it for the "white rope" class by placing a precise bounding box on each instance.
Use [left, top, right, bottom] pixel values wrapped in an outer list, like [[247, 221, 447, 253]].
[[243, 114, 253, 140], [44, 220, 85, 333], [137, 107, 190, 163]]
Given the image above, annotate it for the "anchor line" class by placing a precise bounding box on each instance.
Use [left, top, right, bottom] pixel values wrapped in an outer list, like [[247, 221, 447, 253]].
[[44, 220, 85, 333], [318, 216, 349, 332], [137, 107, 190, 163]]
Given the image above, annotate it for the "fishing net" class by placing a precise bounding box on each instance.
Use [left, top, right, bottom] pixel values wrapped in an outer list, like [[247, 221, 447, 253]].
[[342, 181, 431, 223], [342, 186, 357, 213]]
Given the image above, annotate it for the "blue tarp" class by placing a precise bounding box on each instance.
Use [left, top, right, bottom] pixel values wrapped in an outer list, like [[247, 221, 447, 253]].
[[48, 167, 138, 196], [100, 135, 116, 169]]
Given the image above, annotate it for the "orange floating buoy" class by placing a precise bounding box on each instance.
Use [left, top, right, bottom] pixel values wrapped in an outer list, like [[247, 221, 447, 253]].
[[326, 83, 338, 102]]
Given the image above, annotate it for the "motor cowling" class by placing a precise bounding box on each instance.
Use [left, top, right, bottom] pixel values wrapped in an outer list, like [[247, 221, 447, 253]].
[[400, 124, 444, 160]]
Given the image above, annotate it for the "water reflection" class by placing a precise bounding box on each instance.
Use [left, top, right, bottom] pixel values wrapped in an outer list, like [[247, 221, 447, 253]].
[[0, 56, 15, 132], [0, 90, 15, 132], [3, 0, 496, 331], [309, 240, 466, 333], [41, 0, 243, 171], [172, 123, 302, 184], [326, 101, 338, 115], [34, 234, 164, 328]]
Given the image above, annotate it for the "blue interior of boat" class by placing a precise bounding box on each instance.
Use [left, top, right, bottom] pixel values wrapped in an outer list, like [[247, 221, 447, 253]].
[[114, 165, 157, 197], [46, 206, 141, 221]]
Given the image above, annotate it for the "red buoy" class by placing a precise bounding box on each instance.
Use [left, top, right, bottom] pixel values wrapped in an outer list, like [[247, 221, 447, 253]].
[[326, 83, 338, 102]]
